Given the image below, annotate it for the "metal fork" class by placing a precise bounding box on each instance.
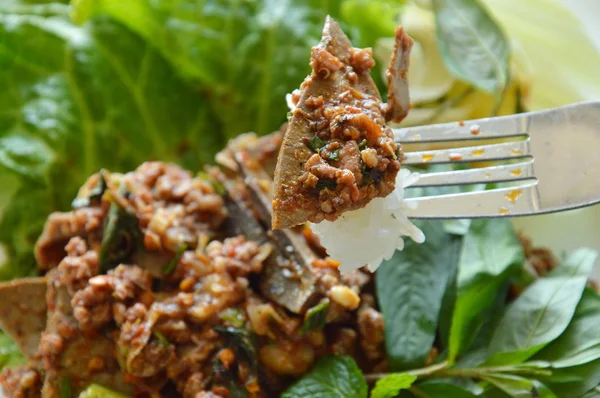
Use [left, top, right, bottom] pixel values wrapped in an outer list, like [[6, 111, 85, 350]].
[[395, 101, 600, 219]]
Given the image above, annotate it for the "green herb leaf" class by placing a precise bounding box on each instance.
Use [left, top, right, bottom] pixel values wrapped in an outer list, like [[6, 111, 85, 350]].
[[535, 289, 600, 368], [212, 354, 249, 398], [448, 219, 523, 362], [371, 373, 416, 398], [197, 171, 225, 196], [549, 358, 600, 398], [301, 298, 330, 333], [308, 135, 326, 152], [71, 169, 108, 209], [377, 221, 463, 370], [417, 381, 478, 398], [78, 384, 129, 398], [358, 139, 367, 150], [486, 275, 588, 365], [0, 332, 25, 370], [431, 0, 510, 94], [482, 374, 533, 398], [214, 326, 258, 376], [219, 308, 246, 329], [161, 245, 187, 275], [281, 356, 367, 398], [328, 149, 340, 162], [58, 376, 73, 398], [99, 202, 141, 273], [153, 331, 170, 348], [315, 179, 337, 191], [532, 381, 559, 398]]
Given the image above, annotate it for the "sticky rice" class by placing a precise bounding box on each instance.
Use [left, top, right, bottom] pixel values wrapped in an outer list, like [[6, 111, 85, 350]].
[[310, 168, 425, 273]]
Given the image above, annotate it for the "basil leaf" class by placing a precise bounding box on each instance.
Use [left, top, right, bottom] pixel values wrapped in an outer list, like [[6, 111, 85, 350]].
[[432, 0, 510, 94], [535, 289, 600, 368], [532, 381, 559, 398], [417, 381, 478, 398], [548, 248, 598, 278], [448, 219, 523, 362], [580, 387, 600, 398], [548, 358, 600, 398], [281, 356, 367, 398], [371, 373, 417, 398], [487, 275, 588, 365], [377, 221, 463, 370], [482, 374, 533, 398], [302, 298, 330, 333]]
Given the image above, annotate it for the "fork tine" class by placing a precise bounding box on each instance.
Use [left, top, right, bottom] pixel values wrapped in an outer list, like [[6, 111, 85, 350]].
[[410, 160, 535, 187], [403, 139, 530, 165], [394, 112, 529, 143], [404, 182, 540, 219]]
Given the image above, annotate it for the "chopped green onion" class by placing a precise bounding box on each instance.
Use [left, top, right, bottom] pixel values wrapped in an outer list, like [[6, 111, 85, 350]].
[[162, 245, 187, 275], [358, 139, 367, 150], [219, 308, 246, 328]]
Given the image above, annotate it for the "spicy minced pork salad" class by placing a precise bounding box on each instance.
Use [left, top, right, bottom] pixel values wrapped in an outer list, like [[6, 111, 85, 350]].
[[0, 129, 587, 398], [2, 1, 600, 398]]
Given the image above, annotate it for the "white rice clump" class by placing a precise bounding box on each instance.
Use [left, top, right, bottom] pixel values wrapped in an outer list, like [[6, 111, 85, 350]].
[[310, 168, 426, 274]]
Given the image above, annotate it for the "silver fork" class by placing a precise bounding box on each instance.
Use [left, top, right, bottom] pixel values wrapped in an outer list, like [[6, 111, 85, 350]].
[[395, 101, 600, 219]]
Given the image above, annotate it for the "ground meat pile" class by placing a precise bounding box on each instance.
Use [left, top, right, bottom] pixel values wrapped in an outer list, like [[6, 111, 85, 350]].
[[1, 158, 387, 398]]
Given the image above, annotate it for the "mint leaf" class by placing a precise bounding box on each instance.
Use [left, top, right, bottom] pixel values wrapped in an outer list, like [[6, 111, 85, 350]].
[[371, 373, 416, 398], [432, 0, 510, 94], [448, 219, 523, 362], [487, 275, 588, 365], [282, 356, 367, 398], [535, 289, 600, 368], [376, 221, 463, 370]]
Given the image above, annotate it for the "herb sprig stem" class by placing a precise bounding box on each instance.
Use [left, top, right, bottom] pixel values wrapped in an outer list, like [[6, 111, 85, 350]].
[[365, 361, 551, 383]]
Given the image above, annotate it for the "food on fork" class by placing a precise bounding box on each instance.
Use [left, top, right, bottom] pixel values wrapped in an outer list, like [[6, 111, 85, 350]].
[[272, 17, 424, 273], [272, 17, 413, 230]]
